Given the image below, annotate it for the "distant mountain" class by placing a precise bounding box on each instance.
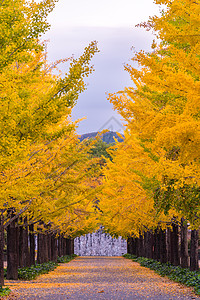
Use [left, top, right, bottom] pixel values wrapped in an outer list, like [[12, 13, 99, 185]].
[[79, 131, 124, 144]]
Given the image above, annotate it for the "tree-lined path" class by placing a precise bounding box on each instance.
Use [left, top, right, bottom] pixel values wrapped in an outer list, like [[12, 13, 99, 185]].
[[6, 257, 200, 300]]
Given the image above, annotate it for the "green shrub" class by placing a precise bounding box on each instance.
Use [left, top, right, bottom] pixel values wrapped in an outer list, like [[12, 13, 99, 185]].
[[57, 254, 77, 263], [4, 254, 77, 281], [123, 254, 200, 295], [18, 261, 58, 280], [0, 287, 11, 297]]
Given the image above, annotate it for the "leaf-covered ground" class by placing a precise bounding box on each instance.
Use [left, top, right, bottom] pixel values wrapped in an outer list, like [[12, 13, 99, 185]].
[[4, 257, 200, 299]]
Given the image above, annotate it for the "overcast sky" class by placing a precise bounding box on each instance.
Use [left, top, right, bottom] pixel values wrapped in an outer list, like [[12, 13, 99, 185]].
[[44, 0, 161, 134]]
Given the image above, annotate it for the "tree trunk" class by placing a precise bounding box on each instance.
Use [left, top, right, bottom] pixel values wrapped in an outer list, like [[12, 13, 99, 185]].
[[166, 227, 171, 263], [71, 239, 74, 255], [0, 215, 4, 287], [61, 236, 65, 256], [130, 237, 135, 255], [29, 224, 35, 266], [143, 232, 148, 258], [58, 236, 62, 257], [160, 229, 167, 263], [43, 234, 48, 263], [135, 237, 139, 257], [153, 229, 160, 261], [147, 231, 153, 259], [139, 234, 144, 257], [19, 223, 24, 268], [132, 238, 137, 256], [170, 223, 180, 266], [37, 232, 44, 264], [127, 237, 131, 254], [7, 217, 19, 280], [51, 235, 57, 262], [66, 238, 71, 255], [190, 229, 199, 271], [48, 234, 52, 261], [180, 218, 189, 268], [23, 219, 30, 267]]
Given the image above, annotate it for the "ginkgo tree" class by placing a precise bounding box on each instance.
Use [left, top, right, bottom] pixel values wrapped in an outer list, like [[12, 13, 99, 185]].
[[99, 0, 200, 269], [106, 0, 200, 225], [0, 0, 100, 286]]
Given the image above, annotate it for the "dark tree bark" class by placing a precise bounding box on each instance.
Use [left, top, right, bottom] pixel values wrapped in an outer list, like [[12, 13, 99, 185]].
[[190, 229, 199, 271], [180, 218, 189, 268], [71, 239, 74, 255], [51, 235, 58, 262], [0, 215, 4, 287], [58, 236, 62, 257], [130, 237, 135, 255], [37, 232, 41, 264], [166, 227, 171, 263], [153, 229, 160, 261], [132, 238, 137, 256], [19, 218, 30, 267], [60, 236, 63, 257], [143, 232, 148, 258], [66, 238, 71, 255], [19, 223, 24, 268], [159, 229, 167, 263], [170, 223, 180, 266], [48, 233, 52, 261], [29, 224, 35, 266], [139, 234, 144, 257], [43, 233, 48, 263], [147, 231, 154, 259], [7, 217, 19, 280], [23, 219, 30, 267], [37, 232, 44, 264], [135, 237, 139, 257], [127, 237, 131, 254]]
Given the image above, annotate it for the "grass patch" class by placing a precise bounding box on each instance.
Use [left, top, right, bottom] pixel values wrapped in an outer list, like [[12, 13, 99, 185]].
[[123, 254, 200, 295], [0, 287, 11, 297]]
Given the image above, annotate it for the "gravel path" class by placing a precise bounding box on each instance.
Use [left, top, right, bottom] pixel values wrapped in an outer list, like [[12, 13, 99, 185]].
[[5, 256, 200, 300]]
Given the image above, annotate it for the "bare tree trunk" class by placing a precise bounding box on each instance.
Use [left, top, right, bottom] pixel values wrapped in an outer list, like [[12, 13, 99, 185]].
[[48, 233, 52, 261], [66, 238, 71, 255], [58, 236, 62, 257], [37, 232, 44, 264], [190, 229, 199, 271], [71, 238, 74, 255], [43, 233, 48, 263], [7, 217, 19, 280], [153, 229, 160, 261], [170, 223, 180, 266], [19, 223, 24, 268], [61, 236, 64, 256], [139, 234, 144, 257], [23, 218, 30, 267], [166, 227, 171, 263], [51, 235, 57, 262], [143, 232, 148, 258], [29, 224, 35, 266], [0, 215, 4, 287], [147, 231, 154, 259], [160, 229, 167, 263], [127, 237, 131, 254], [180, 218, 189, 268], [135, 237, 139, 257]]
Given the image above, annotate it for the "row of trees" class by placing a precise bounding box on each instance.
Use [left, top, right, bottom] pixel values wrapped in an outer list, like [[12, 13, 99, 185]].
[[0, 0, 101, 286], [99, 0, 200, 270]]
